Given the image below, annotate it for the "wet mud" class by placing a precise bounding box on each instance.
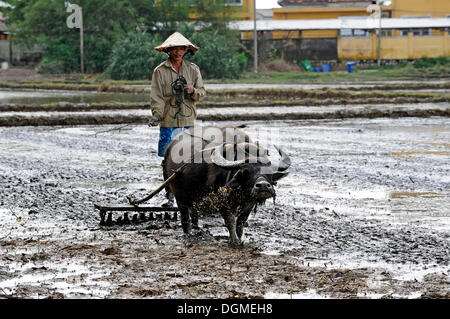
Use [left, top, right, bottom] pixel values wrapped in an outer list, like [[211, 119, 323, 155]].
[[0, 82, 448, 127], [0, 103, 448, 127], [1, 79, 449, 93], [0, 118, 449, 298]]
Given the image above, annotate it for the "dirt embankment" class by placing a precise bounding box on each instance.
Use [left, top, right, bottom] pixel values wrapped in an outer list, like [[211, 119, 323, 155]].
[[0, 104, 448, 127], [0, 88, 448, 113], [0, 86, 449, 126]]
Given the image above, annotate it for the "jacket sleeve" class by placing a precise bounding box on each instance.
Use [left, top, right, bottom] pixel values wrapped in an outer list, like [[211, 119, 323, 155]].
[[150, 69, 165, 120], [190, 66, 206, 102]]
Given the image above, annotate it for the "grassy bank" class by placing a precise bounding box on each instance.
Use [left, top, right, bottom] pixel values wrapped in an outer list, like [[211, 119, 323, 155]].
[[227, 57, 450, 84], [1, 57, 449, 87], [227, 66, 450, 84]]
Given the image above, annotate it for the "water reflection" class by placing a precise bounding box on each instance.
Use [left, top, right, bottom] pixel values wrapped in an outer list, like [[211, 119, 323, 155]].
[[0, 90, 148, 104], [389, 191, 444, 198]]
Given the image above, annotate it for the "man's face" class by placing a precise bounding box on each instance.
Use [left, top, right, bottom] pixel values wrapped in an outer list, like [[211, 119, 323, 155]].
[[169, 46, 188, 62]]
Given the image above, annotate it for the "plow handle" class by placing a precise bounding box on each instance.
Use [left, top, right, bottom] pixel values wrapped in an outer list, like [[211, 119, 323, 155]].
[[128, 165, 184, 206]]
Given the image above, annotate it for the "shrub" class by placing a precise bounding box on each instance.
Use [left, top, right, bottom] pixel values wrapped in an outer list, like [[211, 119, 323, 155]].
[[169, 23, 248, 79], [414, 57, 450, 69], [105, 32, 165, 80], [106, 26, 247, 80], [37, 40, 79, 74]]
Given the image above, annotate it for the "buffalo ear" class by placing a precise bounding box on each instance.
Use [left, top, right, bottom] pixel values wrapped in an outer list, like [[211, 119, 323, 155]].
[[226, 168, 249, 187], [271, 171, 289, 182], [241, 168, 250, 180], [226, 170, 243, 187]]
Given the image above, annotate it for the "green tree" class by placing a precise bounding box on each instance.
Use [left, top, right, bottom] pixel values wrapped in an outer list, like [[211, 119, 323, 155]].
[[106, 23, 247, 80], [105, 1, 246, 80], [8, 0, 137, 73], [106, 31, 164, 80], [177, 23, 247, 79], [132, 0, 191, 38], [6, 0, 247, 77]]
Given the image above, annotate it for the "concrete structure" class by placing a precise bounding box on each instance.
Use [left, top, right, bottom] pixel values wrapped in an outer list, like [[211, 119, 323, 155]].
[[256, 9, 274, 20], [274, 0, 374, 39], [0, 14, 10, 63], [231, 17, 450, 60], [232, 0, 450, 61], [231, 17, 450, 31], [189, 0, 255, 20], [229, 0, 255, 20], [339, 30, 450, 60]]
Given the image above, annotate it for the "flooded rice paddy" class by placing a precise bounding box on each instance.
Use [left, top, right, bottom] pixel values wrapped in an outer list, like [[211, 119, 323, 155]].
[[0, 89, 148, 105], [0, 115, 448, 298], [1, 79, 449, 105]]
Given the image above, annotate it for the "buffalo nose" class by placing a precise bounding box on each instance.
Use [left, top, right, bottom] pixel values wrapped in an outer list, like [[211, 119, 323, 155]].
[[255, 180, 272, 191]]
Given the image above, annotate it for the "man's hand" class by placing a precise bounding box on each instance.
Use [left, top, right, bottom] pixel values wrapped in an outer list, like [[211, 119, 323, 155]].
[[184, 84, 194, 95], [148, 115, 160, 127]]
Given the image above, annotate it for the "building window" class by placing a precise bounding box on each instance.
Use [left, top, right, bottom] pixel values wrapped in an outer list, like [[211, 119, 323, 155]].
[[400, 15, 431, 36], [340, 29, 370, 38], [339, 16, 369, 38], [340, 28, 352, 37], [354, 29, 370, 37], [400, 29, 431, 36]]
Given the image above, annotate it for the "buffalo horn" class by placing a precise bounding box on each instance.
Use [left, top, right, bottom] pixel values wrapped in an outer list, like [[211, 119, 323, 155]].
[[210, 142, 269, 168], [273, 145, 291, 172]]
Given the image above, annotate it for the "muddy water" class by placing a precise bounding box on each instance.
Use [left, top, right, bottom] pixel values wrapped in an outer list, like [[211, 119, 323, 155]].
[[163, 80, 450, 91], [0, 90, 148, 104], [0, 117, 449, 298]]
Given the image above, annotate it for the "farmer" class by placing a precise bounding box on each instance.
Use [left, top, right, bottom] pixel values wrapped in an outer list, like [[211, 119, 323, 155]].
[[148, 32, 206, 207]]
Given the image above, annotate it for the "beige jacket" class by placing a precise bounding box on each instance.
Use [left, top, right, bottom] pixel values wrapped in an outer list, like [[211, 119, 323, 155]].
[[150, 59, 206, 128]]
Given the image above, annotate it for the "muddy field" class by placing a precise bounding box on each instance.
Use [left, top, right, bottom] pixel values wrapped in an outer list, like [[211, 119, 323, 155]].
[[0, 116, 449, 299]]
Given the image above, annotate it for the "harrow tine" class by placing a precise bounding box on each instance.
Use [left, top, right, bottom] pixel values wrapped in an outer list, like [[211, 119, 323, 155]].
[[99, 210, 106, 226], [106, 212, 113, 226], [123, 212, 131, 224], [94, 202, 180, 225], [139, 212, 147, 222]]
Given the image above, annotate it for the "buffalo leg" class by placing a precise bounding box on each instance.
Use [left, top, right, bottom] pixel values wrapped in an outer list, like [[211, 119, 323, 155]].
[[223, 214, 240, 246], [179, 206, 192, 234], [190, 210, 199, 229], [236, 210, 252, 242]]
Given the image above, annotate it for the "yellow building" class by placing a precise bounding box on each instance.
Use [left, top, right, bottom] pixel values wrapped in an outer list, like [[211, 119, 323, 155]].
[[189, 0, 254, 21], [392, 0, 449, 18], [343, 0, 450, 60], [229, 0, 254, 20], [271, 0, 450, 60], [391, 0, 449, 36], [274, 0, 374, 39], [273, 0, 450, 38]]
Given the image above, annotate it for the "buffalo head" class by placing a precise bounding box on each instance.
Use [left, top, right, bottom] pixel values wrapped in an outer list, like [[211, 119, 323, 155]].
[[210, 142, 291, 204]]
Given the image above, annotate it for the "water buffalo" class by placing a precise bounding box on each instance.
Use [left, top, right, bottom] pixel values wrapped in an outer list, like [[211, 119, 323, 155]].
[[163, 125, 291, 246]]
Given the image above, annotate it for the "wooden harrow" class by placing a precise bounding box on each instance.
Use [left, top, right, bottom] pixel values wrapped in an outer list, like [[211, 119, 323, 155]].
[[94, 168, 182, 226], [94, 203, 179, 226]]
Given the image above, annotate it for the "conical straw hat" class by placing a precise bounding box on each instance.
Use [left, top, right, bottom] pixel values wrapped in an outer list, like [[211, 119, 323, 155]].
[[155, 32, 199, 53]]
